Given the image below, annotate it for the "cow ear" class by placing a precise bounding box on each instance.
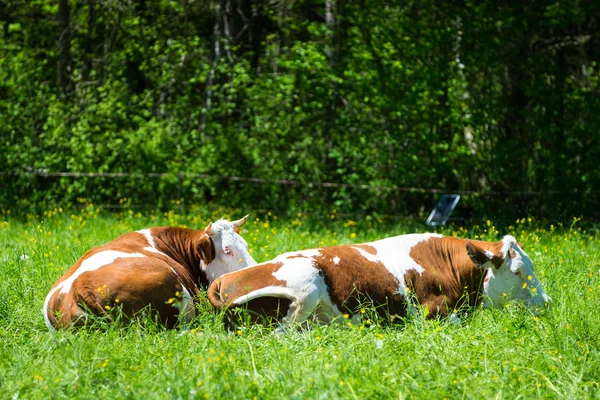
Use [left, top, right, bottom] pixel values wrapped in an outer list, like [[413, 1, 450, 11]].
[[205, 222, 214, 237], [466, 242, 503, 269], [199, 236, 216, 264], [517, 242, 524, 249]]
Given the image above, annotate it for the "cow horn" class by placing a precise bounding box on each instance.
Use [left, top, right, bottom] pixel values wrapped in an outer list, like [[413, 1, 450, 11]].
[[205, 222, 214, 236], [231, 214, 249, 228]]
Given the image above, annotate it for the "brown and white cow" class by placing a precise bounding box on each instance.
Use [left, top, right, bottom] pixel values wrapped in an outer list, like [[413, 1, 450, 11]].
[[44, 216, 256, 330], [208, 233, 550, 331]]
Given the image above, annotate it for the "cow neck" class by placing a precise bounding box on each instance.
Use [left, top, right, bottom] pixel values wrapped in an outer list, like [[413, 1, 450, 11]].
[[153, 227, 209, 288], [408, 237, 490, 310], [443, 238, 498, 308]]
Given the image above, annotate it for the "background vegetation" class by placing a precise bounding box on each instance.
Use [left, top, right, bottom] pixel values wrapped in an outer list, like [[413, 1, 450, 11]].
[[1, 1, 599, 219], [1, 209, 599, 398]]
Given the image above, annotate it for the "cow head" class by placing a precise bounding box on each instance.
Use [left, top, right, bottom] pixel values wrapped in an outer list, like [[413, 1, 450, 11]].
[[202, 215, 257, 283], [466, 235, 550, 312]]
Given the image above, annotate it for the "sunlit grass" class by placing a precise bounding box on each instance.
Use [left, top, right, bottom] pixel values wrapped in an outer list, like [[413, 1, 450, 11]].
[[0, 206, 599, 398]]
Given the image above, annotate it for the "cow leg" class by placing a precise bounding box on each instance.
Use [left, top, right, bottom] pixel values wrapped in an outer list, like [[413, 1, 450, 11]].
[[275, 290, 320, 333], [176, 285, 197, 328], [315, 294, 342, 324], [45, 289, 91, 330]]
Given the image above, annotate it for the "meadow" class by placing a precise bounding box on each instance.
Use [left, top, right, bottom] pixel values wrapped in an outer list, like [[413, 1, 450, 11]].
[[1, 205, 599, 399]]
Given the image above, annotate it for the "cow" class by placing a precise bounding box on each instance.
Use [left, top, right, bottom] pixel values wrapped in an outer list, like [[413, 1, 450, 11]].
[[208, 233, 550, 332], [43, 215, 256, 330]]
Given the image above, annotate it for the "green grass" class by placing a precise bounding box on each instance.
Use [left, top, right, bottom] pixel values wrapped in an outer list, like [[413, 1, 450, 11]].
[[1, 207, 599, 399]]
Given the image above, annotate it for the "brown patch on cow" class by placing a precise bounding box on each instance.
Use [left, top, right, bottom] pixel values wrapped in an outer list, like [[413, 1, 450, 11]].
[[208, 262, 287, 308], [46, 232, 153, 294], [44, 226, 230, 330], [314, 246, 406, 318], [354, 244, 378, 255], [48, 256, 196, 329], [286, 254, 309, 259], [407, 237, 505, 317], [509, 248, 517, 259], [152, 227, 214, 287]]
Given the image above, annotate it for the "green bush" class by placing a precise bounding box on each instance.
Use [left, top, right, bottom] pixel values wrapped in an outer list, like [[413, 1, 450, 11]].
[[1, 1, 599, 219]]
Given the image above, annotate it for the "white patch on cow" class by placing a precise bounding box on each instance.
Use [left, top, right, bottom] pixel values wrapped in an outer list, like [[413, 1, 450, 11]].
[[272, 255, 320, 283], [332, 256, 340, 265], [59, 251, 145, 295], [252, 256, 325, 328], [137, 229, 156, 248], [360, 233, 443, 296], [352, 247, 379, 263], [232, 286, 298, 306], [274, 248, 322, 261], [271, 256, 333, 328], [203, 219, 256, 283], [144, 246, 166, 255], [43, 251, 145, 331], [137, 229, 167, 256]]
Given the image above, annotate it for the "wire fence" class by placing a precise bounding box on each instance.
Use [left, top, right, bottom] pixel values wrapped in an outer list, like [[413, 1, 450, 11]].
[[0, 170, 585, 195], [1, 170, 594, 222]]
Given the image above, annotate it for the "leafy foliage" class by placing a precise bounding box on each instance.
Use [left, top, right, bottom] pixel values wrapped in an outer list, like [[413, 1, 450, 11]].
[[1, 1, 599, 218]]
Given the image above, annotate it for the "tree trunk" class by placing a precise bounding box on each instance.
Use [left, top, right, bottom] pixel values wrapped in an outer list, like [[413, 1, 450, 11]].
[[58, 0, 72, 95], [199, 0, 222, 133], [82, 0, 96, 83]]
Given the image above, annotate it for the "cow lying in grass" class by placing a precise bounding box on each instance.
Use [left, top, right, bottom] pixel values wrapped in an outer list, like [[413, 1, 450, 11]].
[[208, 233, 550, 331], [44, 216, 255, 330]]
